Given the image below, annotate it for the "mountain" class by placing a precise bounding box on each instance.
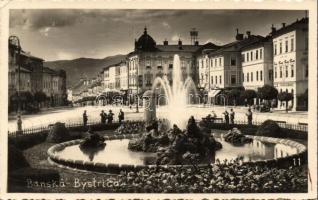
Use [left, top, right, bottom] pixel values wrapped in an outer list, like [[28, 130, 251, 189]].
[[44, 54, 126, 88]]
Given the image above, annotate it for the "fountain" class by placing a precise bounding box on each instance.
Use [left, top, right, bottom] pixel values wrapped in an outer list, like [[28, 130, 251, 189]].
[[152, 54, 197, 129]]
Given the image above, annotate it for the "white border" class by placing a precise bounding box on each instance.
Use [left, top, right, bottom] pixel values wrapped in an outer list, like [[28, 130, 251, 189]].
[[0, 0, 317, 199]]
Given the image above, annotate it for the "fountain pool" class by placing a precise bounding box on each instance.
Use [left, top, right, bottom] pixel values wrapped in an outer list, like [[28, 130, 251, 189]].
[[52, 133, 305, 167]]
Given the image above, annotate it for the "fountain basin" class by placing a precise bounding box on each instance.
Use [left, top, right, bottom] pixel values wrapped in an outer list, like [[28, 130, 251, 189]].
[[48, 133, 307, 173]]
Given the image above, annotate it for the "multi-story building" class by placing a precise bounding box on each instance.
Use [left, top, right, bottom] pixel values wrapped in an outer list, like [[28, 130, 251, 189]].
[[119, 61, 128, 91], [206, 30, 264, 103], [108, 65, 116, 90], [272, 18, 308, 111], [127, 27, 205, 98], [241, 36, 274, 91], [8, 38, 67, 112]]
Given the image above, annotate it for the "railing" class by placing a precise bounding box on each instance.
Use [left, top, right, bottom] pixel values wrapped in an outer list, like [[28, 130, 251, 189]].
[[8, 119, 143, 137], [200, 118, 308, 132]]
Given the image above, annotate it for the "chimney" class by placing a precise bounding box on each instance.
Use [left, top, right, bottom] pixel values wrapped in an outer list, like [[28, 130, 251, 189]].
[[194, 41, 199, 46], [271, 24, 276, 33], [178, 39, 182, 46], [235, 28, 244, 40], [178, 39, 183, 50], [246, 31, 251, 38], [282, 23, 286, 28], [163, 39, 168, 45]]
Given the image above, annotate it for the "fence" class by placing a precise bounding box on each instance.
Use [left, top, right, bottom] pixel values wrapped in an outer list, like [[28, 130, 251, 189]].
[[8, 119, 144, 137], [199, 117, 308, 132]]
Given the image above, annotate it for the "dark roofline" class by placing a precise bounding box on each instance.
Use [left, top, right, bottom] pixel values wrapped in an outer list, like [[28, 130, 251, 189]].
[[20, 51, 44, 61], [271, 17, 308, 38]]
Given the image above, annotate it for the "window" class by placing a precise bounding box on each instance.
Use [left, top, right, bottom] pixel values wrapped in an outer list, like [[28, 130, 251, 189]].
[[242, 73, 244, 82], [285, 40, 289, 52], [260, 49, 263, 59], [291, 38, 294, 51], [247, 73, 249, 82], [215, 76, 218, 84], [219, 75, 222, 84], [274, 67, 277, 78], [274, 44, 277, 55], [219, 58, 222, 66], [305, 37, 308, 50], [230, 57, 236, 66], [247, 53, 249, 62], [291, 65, 294, 77], [280, 66, 282, 78], [251, 72, 253, 82], [250, 52, 253, 61], [215, 59, 217, 67], [169, 64, 173, 69], [256, 71, 259, 81], [241, 54, 245, 62], [305, 64, 308, 78], [211, 76, 213, 84], [286, 66, 288, 77], [231, 75, 236, 84], [211, 59, 213, 67], [279, 42, 282, 54], [256, 50, 259, 60], [157, 66, 162, 70], [146, 66, 151, 69], [260, 70, 263, 81]]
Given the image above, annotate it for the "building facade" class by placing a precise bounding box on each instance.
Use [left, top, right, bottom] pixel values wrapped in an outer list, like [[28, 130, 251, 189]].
[[241, 37, 274, 91], [272, 18, 308, 111]]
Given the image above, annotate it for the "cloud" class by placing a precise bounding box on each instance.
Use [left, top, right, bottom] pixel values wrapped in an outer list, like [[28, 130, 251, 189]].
[[10, 9, 186, 30], [171, 34, 179, 42], [39, 27, 51, 37], [162, 21, 171, 29], [10, 10, 82, 30], [56, 51, 75, 60]]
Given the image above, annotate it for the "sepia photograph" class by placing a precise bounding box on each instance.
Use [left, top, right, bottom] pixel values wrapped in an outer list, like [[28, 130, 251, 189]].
[[1, 0, 317, 199]]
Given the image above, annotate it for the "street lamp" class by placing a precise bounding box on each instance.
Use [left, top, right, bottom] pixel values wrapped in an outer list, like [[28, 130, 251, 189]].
[[9, 36, 21, 115]]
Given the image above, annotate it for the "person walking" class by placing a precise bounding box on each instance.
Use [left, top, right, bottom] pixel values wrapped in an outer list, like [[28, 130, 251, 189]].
[[246, 108, 253, 125], [107, 110, 114, 124], [100, 110, 106, 124], [118, 109, 125, 123], [230, 108, 235, 124], [17, 115, 22, 133], [223, 110, 229, 125], [83, 110, 88, 127]]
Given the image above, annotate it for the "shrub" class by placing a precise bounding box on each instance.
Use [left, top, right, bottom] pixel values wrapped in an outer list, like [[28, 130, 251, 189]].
[[256, 120, 282, 138], [9, 167, 60, 183], [9, 131, 48, 150], [46, 122, 71, 143], [8, 144, 30, 172]]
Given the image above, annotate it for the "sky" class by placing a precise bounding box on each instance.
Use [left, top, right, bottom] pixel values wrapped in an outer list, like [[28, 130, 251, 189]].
[[10, 9, 306, 61]]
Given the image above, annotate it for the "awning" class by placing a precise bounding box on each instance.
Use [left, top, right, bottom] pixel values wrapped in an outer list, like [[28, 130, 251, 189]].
[[208, 89, 221, 98]]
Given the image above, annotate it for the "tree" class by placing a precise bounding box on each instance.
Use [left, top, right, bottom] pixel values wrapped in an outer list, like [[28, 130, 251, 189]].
[[34, 91, 47, 108], [228, 88, 242, 106], [241, 89, 257, 106], [258, 85, 278, 101], [277, 92, 293, 113], [257, 85, 278, 109]]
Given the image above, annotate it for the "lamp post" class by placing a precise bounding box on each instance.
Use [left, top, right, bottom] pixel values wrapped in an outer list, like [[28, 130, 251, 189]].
[[9, 36, 21, 115], [136, 67, 139, 113]]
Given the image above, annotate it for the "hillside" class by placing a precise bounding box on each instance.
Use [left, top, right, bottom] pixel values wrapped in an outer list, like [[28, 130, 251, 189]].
[[44, 54, 126, 88]]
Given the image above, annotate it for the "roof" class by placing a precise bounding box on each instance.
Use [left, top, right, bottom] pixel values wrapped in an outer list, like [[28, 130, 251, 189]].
[[43, 67, 58, 75], [209, 35, 264, 56], [20, 51, 44, 61], [271, 17, 308, 38], [240, 36, 272, 51], [156, 45, 202, 53]]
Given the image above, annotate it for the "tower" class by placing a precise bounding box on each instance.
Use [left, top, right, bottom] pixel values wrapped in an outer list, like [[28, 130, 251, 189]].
[[190, 28, 198, 45]]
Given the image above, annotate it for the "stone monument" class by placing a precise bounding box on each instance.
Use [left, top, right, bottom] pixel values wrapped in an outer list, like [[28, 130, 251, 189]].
[[143, 90, 156, 124]]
